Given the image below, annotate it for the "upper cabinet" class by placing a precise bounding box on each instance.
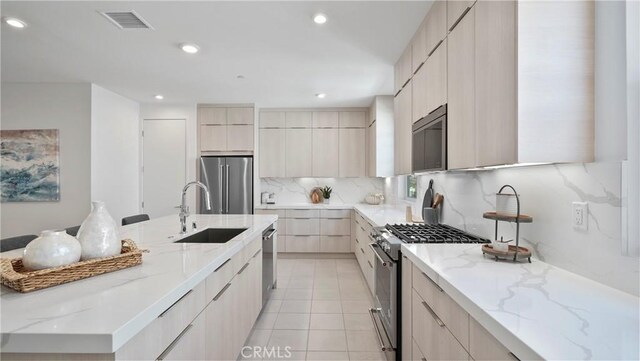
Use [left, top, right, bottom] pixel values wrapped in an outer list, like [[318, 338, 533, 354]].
[[367, 96, 395, 177], [199, 105, 254, 154], [393, 0, 594, 171], [394, 46, 413, 95], [425, 1, 447, 56], [258, 109, 368, 178]]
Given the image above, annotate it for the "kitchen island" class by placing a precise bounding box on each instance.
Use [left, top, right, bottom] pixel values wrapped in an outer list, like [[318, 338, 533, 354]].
[[0, 214, 277, 360]]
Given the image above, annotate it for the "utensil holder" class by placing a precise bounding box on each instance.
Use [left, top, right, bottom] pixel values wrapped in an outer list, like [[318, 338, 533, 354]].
[[422, 207, 438, 225]]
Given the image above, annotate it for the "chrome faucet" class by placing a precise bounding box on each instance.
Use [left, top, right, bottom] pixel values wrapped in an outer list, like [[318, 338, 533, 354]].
[[179, 181, 211, 234]]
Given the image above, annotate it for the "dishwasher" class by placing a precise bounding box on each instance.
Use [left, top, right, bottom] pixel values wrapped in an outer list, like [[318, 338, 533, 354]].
[[262, 225, 277, 305]]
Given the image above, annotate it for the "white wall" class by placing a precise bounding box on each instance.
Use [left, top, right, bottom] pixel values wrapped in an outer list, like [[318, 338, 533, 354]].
[[1, 83, 92, 238], [139, 103, 198, 210], [90, 85, 141, 224]]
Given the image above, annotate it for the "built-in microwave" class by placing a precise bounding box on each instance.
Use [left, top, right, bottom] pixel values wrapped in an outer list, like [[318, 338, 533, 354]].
[[412, 104, 447, 172]]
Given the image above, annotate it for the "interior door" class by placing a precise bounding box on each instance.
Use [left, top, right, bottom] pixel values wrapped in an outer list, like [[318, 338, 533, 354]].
[[142, 119, 186, 219], [225, 157, 253, 214]]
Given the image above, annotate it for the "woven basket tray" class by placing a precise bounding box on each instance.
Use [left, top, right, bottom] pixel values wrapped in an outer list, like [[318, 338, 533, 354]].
[[1, 239, 145, 293]]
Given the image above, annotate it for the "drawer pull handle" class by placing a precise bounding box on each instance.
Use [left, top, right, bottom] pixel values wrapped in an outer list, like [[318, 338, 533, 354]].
[[213, 282, 232, 301], [360, 248, 365, 254], [253, 249, 261, 258], [368, 260, 373, 269], [292, 217, 312, 220], [325, 217, 347, 220], [421, 300, 445, 328], [355, 238, 360, 243], [422, 272, 443, 292], [214, 258, 231, 272], [156, 323, 194, 360], [360, 226, 366, 232], [508, 352, 521, 361], [238, 262, 250, 274], [421, 358, 427, 361], [159, 289, 193, 318]]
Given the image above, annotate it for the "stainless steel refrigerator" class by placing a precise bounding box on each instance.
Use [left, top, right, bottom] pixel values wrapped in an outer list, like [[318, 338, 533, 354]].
[[199, 156, 253, 214]]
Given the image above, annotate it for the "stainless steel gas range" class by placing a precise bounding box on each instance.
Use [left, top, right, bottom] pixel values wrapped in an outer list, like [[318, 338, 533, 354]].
[[368, 223, 489, 361]]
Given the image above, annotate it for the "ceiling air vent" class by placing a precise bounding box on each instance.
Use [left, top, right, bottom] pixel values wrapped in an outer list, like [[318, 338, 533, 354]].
[[101, 11, 153, 30]]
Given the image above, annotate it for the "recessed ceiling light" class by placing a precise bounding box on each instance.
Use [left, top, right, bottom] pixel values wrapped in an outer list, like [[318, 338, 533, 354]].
[[4, 17, 27, 28], [237, 75, 245, 79], [154, 94, 164, 100], [313, 14, 327, 25], [180, 43, 199, 54], [316, 93, 327, 99]]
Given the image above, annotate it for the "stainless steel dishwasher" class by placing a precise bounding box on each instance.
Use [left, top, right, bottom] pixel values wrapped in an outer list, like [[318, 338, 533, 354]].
[[262, 225, 276, 305]]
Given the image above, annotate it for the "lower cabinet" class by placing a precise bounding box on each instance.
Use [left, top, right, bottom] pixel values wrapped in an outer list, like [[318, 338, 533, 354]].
[[353, 210, 375, 293], [402, 258, 522, 361], [158, 314, 206, 361]]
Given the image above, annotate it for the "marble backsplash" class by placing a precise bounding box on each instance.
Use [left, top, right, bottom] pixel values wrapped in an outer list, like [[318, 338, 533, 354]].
[[392, 161, 638, 296], [260, 178, 384, 205]]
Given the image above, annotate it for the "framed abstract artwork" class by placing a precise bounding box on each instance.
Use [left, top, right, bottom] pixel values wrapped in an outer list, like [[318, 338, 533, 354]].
[[1, 129, 60, 202]]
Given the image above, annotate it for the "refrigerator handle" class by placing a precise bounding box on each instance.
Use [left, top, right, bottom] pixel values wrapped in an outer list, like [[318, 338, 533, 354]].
[[225, 164, 230, 214], [218, 164, 224, 213]]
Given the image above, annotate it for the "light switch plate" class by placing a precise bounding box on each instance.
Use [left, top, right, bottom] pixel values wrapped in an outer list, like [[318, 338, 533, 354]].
[[572, 202, 588, 231]]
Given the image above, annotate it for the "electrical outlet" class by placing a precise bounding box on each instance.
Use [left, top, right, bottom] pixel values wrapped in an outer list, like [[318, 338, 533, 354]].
[[572, 202, 588, 231]]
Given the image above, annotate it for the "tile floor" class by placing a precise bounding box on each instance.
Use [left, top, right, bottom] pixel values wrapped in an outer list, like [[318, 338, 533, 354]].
[[242, 257, 385, 361]]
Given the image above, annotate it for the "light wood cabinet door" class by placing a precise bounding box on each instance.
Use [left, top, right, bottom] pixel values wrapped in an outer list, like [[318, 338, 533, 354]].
[[475, 0, 517, 167], [320, 218, 351, 236], [339, 128, 366, 177], [412, 19, 428, 73], [227, 125, 253, 152], [285, 128, 312, 177], [447, 0, 474, 32], [395, 46, 413, 94], [227, 107, 253, 125], [158, 314, 205, 361], [312, 128, 339, 177], [205, 279, 236, 361], [319, 235, 350, 253], [367, 121, 377, 176], [401, 256, 413, 361], [313, 111, 339, 128], [447, 7, 476, 169], [200, 125, 227, 151], [412, 64, 428, 123], [199, 107, 227, 125], [260, 111, 286, 128], [469, 318, 516, 361], [425, 39, 447, 114], [425, 0, 447, 55], [339, 111, 366, 128], [286, 111, 313, 128], [394, 84, 412, 175], [412, 339, 425, 361], [259, 129, 286, 177], [286, 235, 320, 252]]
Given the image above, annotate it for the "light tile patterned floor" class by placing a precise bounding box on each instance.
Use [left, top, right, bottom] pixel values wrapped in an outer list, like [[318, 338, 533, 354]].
[[242, 257, 385, 361]]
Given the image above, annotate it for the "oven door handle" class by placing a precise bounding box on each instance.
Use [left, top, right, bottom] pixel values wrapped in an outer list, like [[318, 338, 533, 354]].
[[369, 243, 390, 267], [368, 308, 392, 352]]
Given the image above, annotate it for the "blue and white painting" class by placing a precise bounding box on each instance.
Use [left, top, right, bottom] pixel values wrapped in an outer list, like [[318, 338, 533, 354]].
[[1, 129, 60, 202]]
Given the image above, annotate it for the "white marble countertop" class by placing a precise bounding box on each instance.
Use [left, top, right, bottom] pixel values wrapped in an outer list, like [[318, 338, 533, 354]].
[[255, 203, 355, 210], [402, 243, 640, 361], [0, 214, 277, 354]]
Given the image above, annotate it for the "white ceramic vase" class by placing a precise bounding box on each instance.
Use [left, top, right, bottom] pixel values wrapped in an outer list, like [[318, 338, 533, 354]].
[[77, 201, 121, 260], [22, 230, 82, 270]]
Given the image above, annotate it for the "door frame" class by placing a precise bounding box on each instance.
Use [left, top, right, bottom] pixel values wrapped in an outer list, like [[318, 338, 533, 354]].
[[140, 118, 187, 216]]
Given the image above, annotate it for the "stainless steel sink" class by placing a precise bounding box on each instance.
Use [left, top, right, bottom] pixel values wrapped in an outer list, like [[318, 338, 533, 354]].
[[174, 228, 247, 244]]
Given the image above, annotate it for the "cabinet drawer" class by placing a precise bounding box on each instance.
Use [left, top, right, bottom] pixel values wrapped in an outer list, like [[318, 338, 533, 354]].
[[278, 235, 287, 253], [320, 209, 352, 219], [117, 283, 206, 360], [469, 318, 518, 361], [286, 218, 319, 235], [412, 290, 469, 361], [412, 265, 469, 349], [320, 235, 350, 253], [157, 313, 205, 361], [320, 218, 351, 236], [286, 235, 320, 252], [243, 236, 262, 264], [206, 251, 241, 302], [255, 209, 286, 218], [286, 209, 320, 218], [412, 339, 425, 361]]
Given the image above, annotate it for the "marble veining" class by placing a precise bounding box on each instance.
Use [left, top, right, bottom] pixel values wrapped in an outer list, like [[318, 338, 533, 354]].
[[0, 214, 277, 354], [402, 244, 640, 361], [259, 177, 384, 205], [397, 161, 638, 296]]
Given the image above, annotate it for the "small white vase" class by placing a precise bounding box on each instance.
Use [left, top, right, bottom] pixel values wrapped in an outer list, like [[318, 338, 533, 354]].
[[77, 201, 121, 260], [23, 230, 81, 271]]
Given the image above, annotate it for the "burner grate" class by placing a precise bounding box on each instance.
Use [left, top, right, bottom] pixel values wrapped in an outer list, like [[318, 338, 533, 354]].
[[386, 223, 489, 244]]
